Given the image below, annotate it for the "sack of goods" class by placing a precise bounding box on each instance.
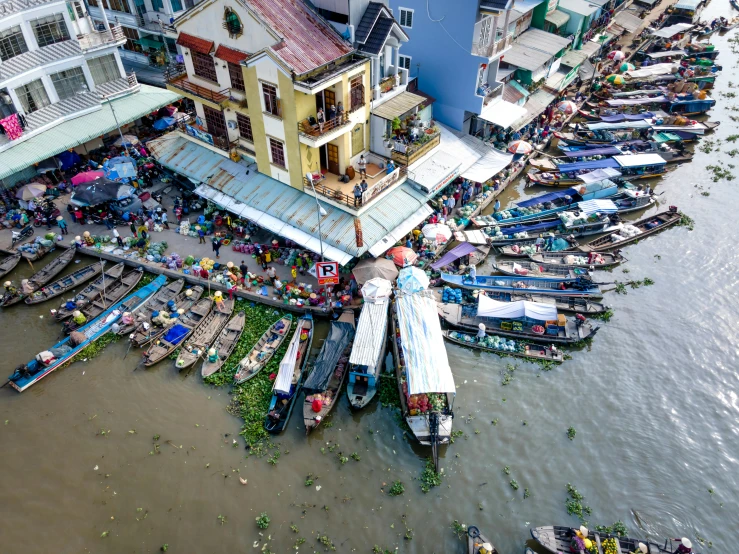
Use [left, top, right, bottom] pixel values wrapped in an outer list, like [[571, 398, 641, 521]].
[[441, 286, 463, 304], [619, 224, 642, 238]]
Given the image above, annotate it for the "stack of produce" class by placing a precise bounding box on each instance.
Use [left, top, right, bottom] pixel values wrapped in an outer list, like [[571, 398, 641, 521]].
[[199, 257, 216, 271], [306, 390, 333, 407], [145, 241, 167, 262], [563, 254, 589, 265], [178, 220, 191, 236], [510, 244, 539, 256], [162, 253, 183, 270], [441, 286, 463, 304], [17, 237, 52, 256], [559, 211, 591, 226], [601, 538, 618, 554]]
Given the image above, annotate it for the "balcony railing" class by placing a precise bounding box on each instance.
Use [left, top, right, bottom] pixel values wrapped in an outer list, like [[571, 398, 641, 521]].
[[471, 33, 513, 58], [303, 180, 357, 208], [391, 130, 441, 167], [136, 13, 176, 33], [482, 82, 504, 107], [78, 24, 125, 50], [298, 113, 350, 139], [126, 71, 138, 88], [362, 167, 401, 204], [176, 120, 236, 152], [167, 73, 230, 105]]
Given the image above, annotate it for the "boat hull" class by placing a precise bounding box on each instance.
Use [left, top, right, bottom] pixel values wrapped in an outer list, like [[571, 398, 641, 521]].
[[442, 330, 564, 362]]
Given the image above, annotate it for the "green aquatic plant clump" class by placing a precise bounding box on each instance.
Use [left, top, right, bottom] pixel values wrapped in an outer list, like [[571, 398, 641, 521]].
[[420, 458, 443, 493]]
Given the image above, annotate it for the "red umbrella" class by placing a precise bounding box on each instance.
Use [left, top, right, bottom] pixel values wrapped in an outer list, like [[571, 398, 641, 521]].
[[386, 246, 418, 267], [71, 170, 105, 185]]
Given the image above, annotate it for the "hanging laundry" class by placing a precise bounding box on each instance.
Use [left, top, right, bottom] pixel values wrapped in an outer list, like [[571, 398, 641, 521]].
[[0, 114, 23, 140]]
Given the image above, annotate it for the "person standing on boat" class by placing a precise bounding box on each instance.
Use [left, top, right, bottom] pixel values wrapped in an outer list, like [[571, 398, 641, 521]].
[[467, 264, 477, 284], [477, 323, 486, 342], [494, 199, 501, 213], [535, 235, 545, 251]]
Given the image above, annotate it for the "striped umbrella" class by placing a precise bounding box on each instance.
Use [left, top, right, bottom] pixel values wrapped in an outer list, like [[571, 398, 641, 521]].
[[619, 62, 636, 73], [607, 50, 625, 61], [507, 140, 533, 155], [606, 74, 625, 85], [556, 100, 578, 114]]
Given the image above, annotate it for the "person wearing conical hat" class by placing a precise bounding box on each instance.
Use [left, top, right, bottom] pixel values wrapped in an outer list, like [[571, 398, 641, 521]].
[[207, 348, 218, 364], [673, 538, 692, 554], [72, 310, 87, 326]]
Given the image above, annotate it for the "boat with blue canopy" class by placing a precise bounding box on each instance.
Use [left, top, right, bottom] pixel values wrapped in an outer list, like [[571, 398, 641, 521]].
[[440, 272, 603, 299], [666, 97, 715, 115]]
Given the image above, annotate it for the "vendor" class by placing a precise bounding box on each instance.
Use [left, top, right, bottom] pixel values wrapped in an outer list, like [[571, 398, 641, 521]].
[[673, 538, 692, 554], [467, 264, 477, 284], [265, 266, 277, 283], [207, 348, 219, 364], [72, 311, 87, 326], [21, 279, 34, 295], [476, 323, 486, 342]]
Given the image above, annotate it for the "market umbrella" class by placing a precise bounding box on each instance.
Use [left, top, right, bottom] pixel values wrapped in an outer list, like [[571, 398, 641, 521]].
[[71, 178, 129, 207], [606, 74, 625, 85], [152, 117, 175, 130], [108, 155, 134, 166], [386, 246, 418, 267], [556, 100, 578, 114], [619, 62, 636, 73], [113, 134, 139, 147], [71, 170, 105, 185], [507, 140, 533, 155], [396, 266, 430, 295], [421, 223, 452, 242], [607, 50, 625, 61], [16, 182, 47, 201], [361, 278, 393, 300], [351, 257, 399, 284]]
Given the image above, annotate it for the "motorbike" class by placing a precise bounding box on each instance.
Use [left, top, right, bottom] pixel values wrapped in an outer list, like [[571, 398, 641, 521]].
[[11, 225, 34, 247]]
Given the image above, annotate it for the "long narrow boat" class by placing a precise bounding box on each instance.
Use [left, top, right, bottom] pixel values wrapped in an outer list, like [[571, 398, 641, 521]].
[[485, 214, 620, 246], [577, 208, 682, 252], [20, 242, 52, 261], [142, 297, 212, 366], [200, 311, 246, 378], [129, 285, 203, 347], [467, 526, 500, 554], [1, 247, 77, 307], [440, 272, 603, 298], [493, 260, 591, 280], [264, 314, 315, 434], [0, 252, 21, 279], [115, 279, 184, 335], [442, 330, 564, 362], [175, 299, 234, 370], [497, 236, 580, 257], [437, 296, 599, 345], [347, 279, 391, 410], [303, 310, 355, 434], [530, 526, 699, 554], [529, 250, 625, 268], [234, 314, 293, 384], [6, 275, 166, 392], [433, 288, 610, 315], [62, 268, 144, 334], [25, 262, 103, 305], [54, 262, 126, 320]]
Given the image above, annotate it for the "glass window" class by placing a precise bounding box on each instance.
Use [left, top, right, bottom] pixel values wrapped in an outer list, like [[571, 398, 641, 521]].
[[192, 51, 217, 82], [32, 13, 70, 47], [350, 75, 364, 111], [121, 26, 141, 52], [15, 79, 50, 114], [88, 54, 121, 85], [270, 138, 285, 167], [151, 0, 164, 10], [399, 8, 413, 28], [203, 105, 227, 138], [262, 83, 280, 117], [171, 0, 183, 11], [51, 67, 89, 100], [108, 0, 131, 12], [236, 114, 253, 142], [88, 0, 99, 6], [0, 25, 28, 62], [398, 55, 411, 70], [228, 62, 244, 92]]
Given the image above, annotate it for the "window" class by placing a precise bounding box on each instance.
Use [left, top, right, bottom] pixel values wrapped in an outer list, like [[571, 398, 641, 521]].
[[32, 14, 70, 47], [350, 75, 364, 111], [262, 83, 280, 117], [88, 54, 121, 85], [228, 62, 244, 92], [399, 8, 413, 28], [75, 2, 85, 18], [203, 105, 227, 138], [315, 7, 348, 24], [0, 25, 28, 62], [15, 79, 50, 114], [269, 138, 285, 168], [224, 8, 242, 38], [88, 0, 98, 6], [184, 0, 194, 8], [121, 26, 141, 52], [108, 0, 132, 12], [351, 124, 364, 156], [151, 0, 164, 10], [192, 51, 217, 82], [398, 55, 411, 70], [236, 114, 253, 142], [171, 0, 183, 11], [51, 67, 89, 100]]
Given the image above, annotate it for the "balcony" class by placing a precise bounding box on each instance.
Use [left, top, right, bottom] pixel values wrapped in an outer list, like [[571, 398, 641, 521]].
[[482, 82, 504, 107], [166, 72, 230, 107], [391, 129, 441, 167], [136, 13, 177, 35], [298, 112, 352, 148], [471, 34, 513, 59], [176, 120, 237, 152], [372, 67, 410, 109], [78, 24, 126, 51]]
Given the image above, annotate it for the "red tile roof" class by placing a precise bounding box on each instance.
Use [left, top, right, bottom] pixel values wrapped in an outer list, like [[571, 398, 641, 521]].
[[176, 32, 214, 54], [246, 0, 353, 75], [215, 44, 249, 64]]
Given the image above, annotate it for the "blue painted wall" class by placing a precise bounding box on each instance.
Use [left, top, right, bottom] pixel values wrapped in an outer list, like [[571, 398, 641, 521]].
[[388, 0, 490, 131]]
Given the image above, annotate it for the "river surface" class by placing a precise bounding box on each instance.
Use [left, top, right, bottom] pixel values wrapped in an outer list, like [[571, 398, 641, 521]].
[[1, 19, 737, 554]]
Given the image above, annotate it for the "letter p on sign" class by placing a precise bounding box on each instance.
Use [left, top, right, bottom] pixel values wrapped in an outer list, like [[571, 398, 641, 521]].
[[315, 261, 339, 285]]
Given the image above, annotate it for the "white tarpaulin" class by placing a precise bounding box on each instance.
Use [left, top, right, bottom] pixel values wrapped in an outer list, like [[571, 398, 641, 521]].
[[454, 229, 489, 244], [606, 96, 668, 106], [578, 168, 622, 184], [477, 294, 558, 321], [396, 290, 456, 395], [478, 100, 528, 129], [646, 50, 686, 59], [586, 120, 652, 131], [274, 318, 310, 395], [652, 23, 693, 38], [614, 153, 666, 167], [460, 146, 514, 183], [612, 11, 643, 33], [349, 294, 390, 367], [625, 63, 678, 79], [577, 199, 618, 215]]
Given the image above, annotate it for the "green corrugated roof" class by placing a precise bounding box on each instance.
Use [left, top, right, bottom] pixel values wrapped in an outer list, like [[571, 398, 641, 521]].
[[0, 84, 181, 180]]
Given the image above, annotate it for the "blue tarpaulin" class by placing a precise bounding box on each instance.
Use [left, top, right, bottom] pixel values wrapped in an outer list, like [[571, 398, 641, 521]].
[[153, 117, 176, 130], [500, 220, 561, 235], [162, 324, 190, 345], [517, 187, 581, 208], [431, 242, 478, 270], [562, 146, 621, 157], [556, 158, 619, 173], [599, 112, 655, 123]]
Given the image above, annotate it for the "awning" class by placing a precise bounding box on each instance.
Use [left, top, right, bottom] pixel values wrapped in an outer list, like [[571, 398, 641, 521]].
[[349, 297, 390, 367], [407, 150, 461, 194], [372, 91, 426, 121], [503, 43, 553, 71], [545, 9, 570, 27], [578, 168, 621, 183], [367, 203, 434, 257], [614, 153, 666, 167], [562, 146, 622, 157], [510, 88, 557, 131], [517, 187, 580, 207], [478, 100, 528, 129], [215, 44, 249, 63], [606, 96, 667, 106], [137, 36, 166, 50], [674, 0, 700, 9], [431, 242, 478, 270], [0, 85, 180, 180], [556, 158, 619, 173], [578, 199, 617, 215], [176, 32, 214, 54], [652, 23, 693, 38], [478, 294, 557, 321], [461, 146, 514, 183], [612, 12, 643, 33], [515, 27, 572, 54], [545, 70, 569, 91], [599, 112, 654, 123], [625, 62, 678, 79], [560, 49, 588, 68]]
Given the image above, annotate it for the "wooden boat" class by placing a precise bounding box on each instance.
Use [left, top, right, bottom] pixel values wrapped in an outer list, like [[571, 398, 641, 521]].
[[440, 272, 603, 299], [485, 214, 620, 246], [129, 285, 203, 347], [467, 526, 500, 554], [6, 276, 166, 392], [21, 243, 52, 261], [234, 314, 293, 384], [0, 252, 21, 279], [529, 250, 624, 268], [54, 262, 125, 320], [25, 262, 103, 305], [142, 297, 213, 367], [720, 16, 739, 31], [115, 278, 184, 335], [432, 287, 610, 315], [201, 311, 246, 378], [0, 247, 76, 307], [530, 526, 698, 554], [303, 309, 355, 434], [175, 299, 234, 370], [264, 314, 314, 434], [442, 330, 564, 362], [577, 208, 682, 252], [62, 268, 144, 333], [437, 300, 599, 345], [497, 236, 580, 257], [494, 260, 591, 280]]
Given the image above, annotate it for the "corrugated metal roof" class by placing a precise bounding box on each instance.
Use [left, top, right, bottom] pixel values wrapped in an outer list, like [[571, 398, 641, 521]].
[[148, 134, 432, 261], [556, 0, 599, 16], [356, 2, 384, 43], [349, 299, 390, 367], [358, 16, 395, 55], [612, 12, 643, 33], [510, 88, 557, 131], [502, 44, 553, 71], [176, 32, 214, 53], [545, 9, 571, 27], [560, 48, 588, 67], [674, 0, 700, 9], [514, 28, 572, 55], [0, 40, 82, 81], [372, 91, 426, 120], [0, 85, 180, 180]]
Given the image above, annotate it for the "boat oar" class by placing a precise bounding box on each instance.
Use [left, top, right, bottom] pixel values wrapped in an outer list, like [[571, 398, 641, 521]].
[[123, 338, 134, 360]]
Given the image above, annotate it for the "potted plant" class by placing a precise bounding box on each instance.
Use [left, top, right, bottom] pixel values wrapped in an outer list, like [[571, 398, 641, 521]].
[[392, 117, 402, 137]]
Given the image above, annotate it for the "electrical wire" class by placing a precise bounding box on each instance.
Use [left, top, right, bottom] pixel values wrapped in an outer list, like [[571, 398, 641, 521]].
[[426, 0, 475, 55]]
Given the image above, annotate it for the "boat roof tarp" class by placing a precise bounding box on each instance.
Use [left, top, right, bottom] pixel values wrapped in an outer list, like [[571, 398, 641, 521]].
[[349, 299, 390, 367], [614, 153, 666, 167], [578, 168, 622, 183], [517, 187, 581, 207], [497, 219, 561, 234], [454, 229, 489, 244], [646, 50, 686, 59], [585, 120, 652, 131], [274, 318, 307, 395], [556, 158, 619, 172], [396, 290, 455, 395], [599, 112, 655, 123], [625, 63, 678, 79], [562, 145, 622, 157], [578, 199, 618, 215], [652, 23, 693, 38], [606, 96, 668, 106], [303, 320, 355, 393], [673, 0, 700, 9], [431, 242, 478, 270], [477, 294, 557, 321], [460, 147, 514, 183]]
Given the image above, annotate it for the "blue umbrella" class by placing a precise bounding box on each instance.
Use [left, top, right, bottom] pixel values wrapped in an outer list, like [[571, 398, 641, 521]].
[[57, 150, 81, 170], [152, 117, 175, 130], [397, 266, 430, 295]]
